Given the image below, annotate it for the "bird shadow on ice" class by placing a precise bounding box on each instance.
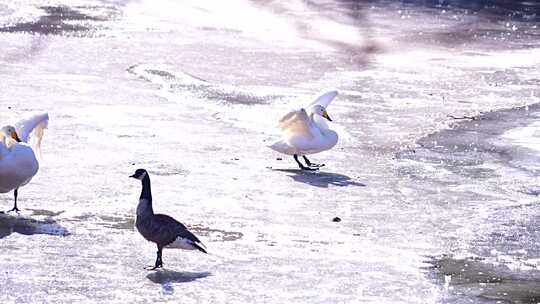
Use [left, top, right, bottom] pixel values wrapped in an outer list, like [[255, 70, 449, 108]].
[[147, 270, 212, 294], [271, 169, 366, 188], [0, 211, 70, 239]]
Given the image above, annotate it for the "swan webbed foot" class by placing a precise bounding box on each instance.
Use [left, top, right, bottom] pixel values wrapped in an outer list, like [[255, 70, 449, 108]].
[[10, 189, 20, 213], [294, 154, 318, 171], [302, 156, 325, 168], [7, 207, 20, 213]]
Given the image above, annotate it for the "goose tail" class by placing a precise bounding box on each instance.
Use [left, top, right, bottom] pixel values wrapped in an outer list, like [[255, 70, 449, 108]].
[[193, 242, 208, 254]]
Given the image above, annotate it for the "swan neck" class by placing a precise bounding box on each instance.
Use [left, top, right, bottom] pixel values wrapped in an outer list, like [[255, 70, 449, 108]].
[[319, 120, 331, 130], [308, 111, 321, 124]]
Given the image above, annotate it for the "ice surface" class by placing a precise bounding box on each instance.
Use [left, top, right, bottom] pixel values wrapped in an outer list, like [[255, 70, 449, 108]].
[[0, 0, 539, 303]]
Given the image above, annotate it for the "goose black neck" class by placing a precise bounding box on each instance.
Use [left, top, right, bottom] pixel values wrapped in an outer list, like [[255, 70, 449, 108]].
[[140, 175, 152, 202]]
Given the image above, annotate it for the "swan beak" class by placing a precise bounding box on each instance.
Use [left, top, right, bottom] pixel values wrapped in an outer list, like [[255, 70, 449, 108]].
[[322, 111, 332, 122], [11, 131, 21, 143]]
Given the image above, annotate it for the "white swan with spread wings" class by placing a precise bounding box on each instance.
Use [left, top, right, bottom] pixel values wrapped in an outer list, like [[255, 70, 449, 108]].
[[269, 90, 339, 170], [0, 112, 49, 212]]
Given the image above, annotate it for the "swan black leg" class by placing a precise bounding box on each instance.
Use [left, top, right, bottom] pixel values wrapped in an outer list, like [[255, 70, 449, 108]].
[[8, 189, 20, 213], [302, 156, 325, 168], [294, 154, 318, 171]]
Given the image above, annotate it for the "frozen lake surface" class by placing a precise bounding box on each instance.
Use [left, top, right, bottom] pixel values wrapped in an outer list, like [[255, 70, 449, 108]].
[[0, 0, 539, 303]]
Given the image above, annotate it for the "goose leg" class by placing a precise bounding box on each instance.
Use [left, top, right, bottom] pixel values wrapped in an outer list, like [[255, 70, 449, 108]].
[[146, 246, 164, 270], [156, 248, 163, 268], [8, 189, 20, 213], [294, 154, 318, 171], [302, 156, 325, 168]]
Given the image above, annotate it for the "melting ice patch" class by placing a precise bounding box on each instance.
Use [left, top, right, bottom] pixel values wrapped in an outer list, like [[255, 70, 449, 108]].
[[127, 64, 355, 143], [502, 120, 540, 154], [127, 63, 278, 106]]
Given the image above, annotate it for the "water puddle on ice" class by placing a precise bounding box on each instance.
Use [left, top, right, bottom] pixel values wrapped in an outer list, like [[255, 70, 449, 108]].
[[398, 103, 540, 302]]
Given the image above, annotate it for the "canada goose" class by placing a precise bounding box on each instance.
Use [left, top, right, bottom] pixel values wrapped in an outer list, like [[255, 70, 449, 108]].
[[130, 169, 207, 270]]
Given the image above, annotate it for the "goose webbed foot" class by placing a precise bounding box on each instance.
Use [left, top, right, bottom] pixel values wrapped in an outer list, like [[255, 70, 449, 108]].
[[302, 156, 325, 168], [145, 263, 163, 271], [294, 155, 319, 171], [145, 259, 163, 270], [300, 165, 319, 171], [146, 248, 164, 270]]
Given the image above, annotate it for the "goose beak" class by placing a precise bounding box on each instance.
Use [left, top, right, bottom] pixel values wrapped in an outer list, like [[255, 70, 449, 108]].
[[322, 111, 332, 122], [11, 131, 21, 143], [129, 174, 136, 179]]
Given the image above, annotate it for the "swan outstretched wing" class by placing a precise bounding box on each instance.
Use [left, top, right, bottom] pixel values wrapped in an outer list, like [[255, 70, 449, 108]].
[[15, 112, 49, 143], [15, 112, 49, 157], [278, 109, 315, 139], [308, 89, 338, 108]]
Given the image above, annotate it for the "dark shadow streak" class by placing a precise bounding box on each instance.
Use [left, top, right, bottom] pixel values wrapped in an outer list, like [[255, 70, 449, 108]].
[[0, 6, 97, 35], [396, 0, 540, 22], [146, 270, 211, 295], [0, 213, 70, 239], [146, 270, 212, 284], [272, 168, 366, 188], [0, 5, 114, 63]]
